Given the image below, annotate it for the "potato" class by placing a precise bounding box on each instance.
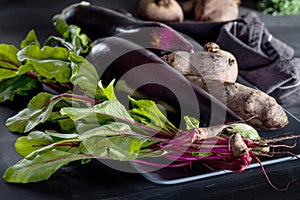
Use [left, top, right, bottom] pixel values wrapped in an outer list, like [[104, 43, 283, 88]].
[[137, 0, 184, 22], [162, 42, 238, 83], [189, 79, 289, 130], [194, 0, 240, 22]]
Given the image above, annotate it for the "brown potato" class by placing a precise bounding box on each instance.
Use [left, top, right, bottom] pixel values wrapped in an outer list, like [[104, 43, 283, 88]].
[[162, 42, 238, 83], [196, 80, 289, 130], [194, 0, 239, 22], [137, 0, 184, 22]]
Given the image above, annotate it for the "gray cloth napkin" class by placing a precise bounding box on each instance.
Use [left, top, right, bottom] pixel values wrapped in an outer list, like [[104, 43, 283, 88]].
[[216, 12, 300, 106]]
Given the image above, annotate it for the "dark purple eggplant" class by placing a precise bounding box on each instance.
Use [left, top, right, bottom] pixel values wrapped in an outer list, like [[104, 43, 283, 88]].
[[55, 2, 194, 55], [167, 21, 227, 46], [87, 37, 242, 127]]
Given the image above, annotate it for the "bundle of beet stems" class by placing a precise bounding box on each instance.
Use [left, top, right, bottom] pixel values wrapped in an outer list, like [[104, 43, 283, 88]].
[[131, 122, 300, 191]]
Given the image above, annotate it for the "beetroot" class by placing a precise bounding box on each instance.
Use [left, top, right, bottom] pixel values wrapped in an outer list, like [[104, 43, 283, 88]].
[[132, 123, 300, 191]]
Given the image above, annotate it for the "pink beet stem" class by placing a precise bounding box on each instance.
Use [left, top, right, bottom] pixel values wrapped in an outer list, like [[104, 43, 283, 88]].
[[250, 151, 295, 191]]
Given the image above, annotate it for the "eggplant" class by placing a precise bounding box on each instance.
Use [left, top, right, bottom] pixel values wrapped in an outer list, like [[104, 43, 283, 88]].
[[87, 37, 242, 128], [55, 2, 195, 55], [167, 21, 227, 46]]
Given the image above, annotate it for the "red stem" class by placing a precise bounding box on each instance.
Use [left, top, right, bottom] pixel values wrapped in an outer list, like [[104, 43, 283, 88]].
[[0, 59, 73, 94], [54, 141, 81, 147], [0, 59, 19, 69], [26, 71, 72, 93]]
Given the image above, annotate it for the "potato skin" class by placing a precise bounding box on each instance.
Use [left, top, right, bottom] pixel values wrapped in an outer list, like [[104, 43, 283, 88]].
[[137, 0, 184, 22], [194, 80, 289, 130], [161, 44, 238, 83], [175, 75, 289, 130], [194, 0, 239, 22]]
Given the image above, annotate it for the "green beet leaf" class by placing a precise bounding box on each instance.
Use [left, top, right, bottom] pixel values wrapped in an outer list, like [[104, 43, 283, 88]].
[[44, 36, 73, 51], [17, 44, 99, 95], [45, 32, 91, 58], [16, 130, 80, 157], [17, 45, 71, 83], [45, 130, 79, 140], [81, 134, 148, 161], [227, 123, 261, 141], [60, 100, 134, 123], [15, 131, 54, 157], [5, 92, 54, 133], [45, 110, 76, 133], [5, 92, 80, 133], [56, 118, 77, 133], [81, 135, 145, 161], [0, 44, 20, 80], [0, 75, 40, 102], [5, 92, 90, 133], [20, 29, 40, 49], [129, 97, 177, 134], [69, 53, 100, 98], [18, 45, 69, 63], [184, 116, 200, 130], [52, 8, 91, 56], [62, 25, 91, 55], [3, 146, 92, 183], [60, 100, 134, 134], [80, 122, 133, 139], [80, 122, 163, 159], [52, 11, 70, 36], [97, 80, 117, 101], [92, 100, 133, 122]]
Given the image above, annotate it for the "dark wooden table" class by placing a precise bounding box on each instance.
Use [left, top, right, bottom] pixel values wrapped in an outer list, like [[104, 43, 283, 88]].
[[1, 1, 300, 199]]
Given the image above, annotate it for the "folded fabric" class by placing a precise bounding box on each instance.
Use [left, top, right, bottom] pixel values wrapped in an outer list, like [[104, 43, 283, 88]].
[[239, 58, 300, 106], [216, 12, 299, 106]]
